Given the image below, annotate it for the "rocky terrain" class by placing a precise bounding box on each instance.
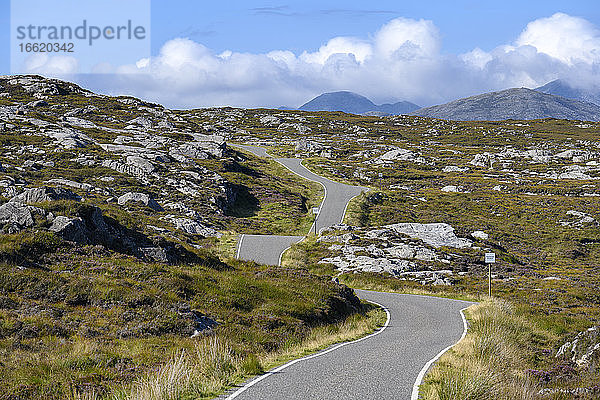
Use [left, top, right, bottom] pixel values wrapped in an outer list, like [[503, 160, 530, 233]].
[[0, 75, 361, 399], [2, 74, 600, 398], [299, 91, 420, 115], [412, 88, 600, 121]]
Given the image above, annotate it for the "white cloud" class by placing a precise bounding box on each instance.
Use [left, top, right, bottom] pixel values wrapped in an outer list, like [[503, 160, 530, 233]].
[[374, 17, 440, 59], [516, 13, 600, 65], [300, 36, 372, 64], [57, 14, 600, 109], [23, 54, 79, 75]]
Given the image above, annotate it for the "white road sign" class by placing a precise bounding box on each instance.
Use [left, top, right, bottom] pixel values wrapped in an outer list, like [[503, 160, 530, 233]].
[[485, 252, 496, 264]]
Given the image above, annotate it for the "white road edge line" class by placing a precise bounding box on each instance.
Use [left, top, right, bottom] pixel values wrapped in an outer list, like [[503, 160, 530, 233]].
[[410, 306, 470, 400], [235, 234, 245, 259], [224, 300, 391, 400]]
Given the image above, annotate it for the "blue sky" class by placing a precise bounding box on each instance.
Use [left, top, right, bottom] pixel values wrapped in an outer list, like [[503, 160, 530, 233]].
[[1, 0, 600, 108], [146, 1, 600, 55]]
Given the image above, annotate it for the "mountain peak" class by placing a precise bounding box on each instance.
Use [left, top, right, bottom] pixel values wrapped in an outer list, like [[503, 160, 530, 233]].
[[299, 91, 420, 115], [536, 79, 600, 106], [412, 87, 600, 121]]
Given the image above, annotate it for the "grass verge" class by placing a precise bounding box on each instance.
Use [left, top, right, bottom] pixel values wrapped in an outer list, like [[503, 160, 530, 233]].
[[101, 301, 385, 400], [419, 298, 595, 400]]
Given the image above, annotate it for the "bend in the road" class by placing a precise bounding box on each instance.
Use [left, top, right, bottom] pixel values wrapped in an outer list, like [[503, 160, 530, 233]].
[[231, 144, 367, 263], [223, 290, 474, 400]]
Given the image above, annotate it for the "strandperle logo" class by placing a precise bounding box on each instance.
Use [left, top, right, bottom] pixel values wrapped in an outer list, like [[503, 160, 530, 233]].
[[15, 20, 147, 46]]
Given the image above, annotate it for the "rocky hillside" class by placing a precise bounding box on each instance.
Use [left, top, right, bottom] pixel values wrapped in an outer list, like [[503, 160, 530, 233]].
[[299, 91, 420, 115], [412, 88, 600, 121], [2, 74, 600, 398], [0, 75, 366, 399], [537, 79, 600, 106]]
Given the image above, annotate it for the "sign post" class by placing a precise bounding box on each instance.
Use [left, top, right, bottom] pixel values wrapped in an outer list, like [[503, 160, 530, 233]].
[[485, 252, 496, 297], [312, 207, 319, 235]]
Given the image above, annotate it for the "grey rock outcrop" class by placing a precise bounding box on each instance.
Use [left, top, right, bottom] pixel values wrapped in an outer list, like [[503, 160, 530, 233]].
[[169, 135, 227, 161], [117, 192, 163, 211], [166, 216, 222, 237], [10, 186, 81, 204], [384, 223, 472, 249], [557, 326, 600, 370], [0, 202, 36, 232], [49, 216, 89, 243]]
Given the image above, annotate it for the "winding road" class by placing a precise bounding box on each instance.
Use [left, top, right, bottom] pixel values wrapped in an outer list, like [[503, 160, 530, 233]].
[[223, 290, 472, 400], [228, 144, 473, 399], [233, 144, 367, 266]]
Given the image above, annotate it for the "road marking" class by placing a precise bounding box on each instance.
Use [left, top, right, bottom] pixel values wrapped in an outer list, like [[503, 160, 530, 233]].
[[278, 159, 329, 235], [341, 188, 369, 225], [224, 300, 391, 400], [235, 234, 244, 259], [277, 236, 305, 266], [410, 306, 471, 400]]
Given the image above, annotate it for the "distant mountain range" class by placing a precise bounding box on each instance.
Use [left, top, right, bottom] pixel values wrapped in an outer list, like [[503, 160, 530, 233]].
[[294, 82, 600, 122], [536, 79, 600, 106], [411, 88, 600, 122], [298, 91, 420, 115]]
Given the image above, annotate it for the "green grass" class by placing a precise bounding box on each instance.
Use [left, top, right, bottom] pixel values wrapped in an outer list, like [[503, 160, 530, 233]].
[[0, 248, 368, 399], [420, 298, 599, 400], [219, 149, 324, 236]]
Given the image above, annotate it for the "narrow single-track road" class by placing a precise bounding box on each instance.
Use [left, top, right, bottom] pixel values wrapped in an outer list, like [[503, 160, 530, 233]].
[[232, 144, 366, 265], [228, 144, 473, 399], [224, 290, 472, 399]]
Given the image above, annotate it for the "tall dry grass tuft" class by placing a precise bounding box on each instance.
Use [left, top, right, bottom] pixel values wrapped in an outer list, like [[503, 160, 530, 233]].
[[420, 298, 546, 400], [115, 305, 384, 400], [120, 336, 265, 400], [128, 352, 192, 400]]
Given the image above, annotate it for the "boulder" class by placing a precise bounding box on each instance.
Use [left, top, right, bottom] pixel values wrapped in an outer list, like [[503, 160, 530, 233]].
[[27, 100, 48, 107], [168, 217, 222, 237], [49, 216, 89, 243], [117, 192, 163, 211], [260, 115, 280, 126], [471, 231, 489, 240], [0, 202, 35, 231], [45, 178, 94, 192], [127, 116, 153, 129], [46, 129, 93, 148], [387, 223, 472, 249], [126, 156, 155, 174], [10, 186, 81, 204], [169, 138, 226, 161], [374, 148, 426, 164], [441, 185, 460, 192], [443, 165, 468, 173]]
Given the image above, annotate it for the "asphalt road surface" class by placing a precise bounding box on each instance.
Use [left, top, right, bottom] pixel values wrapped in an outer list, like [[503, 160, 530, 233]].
[[236, 234, 303, 266], [224, 290, 473, 400], [232, 144, 367, 265]]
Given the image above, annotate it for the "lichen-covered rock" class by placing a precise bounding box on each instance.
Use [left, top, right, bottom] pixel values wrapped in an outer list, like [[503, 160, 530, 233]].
[[117, 192, 163, 211], [557, 326, 600, 370], [10, 186, 81, 204], [0, 202, 35, 231]]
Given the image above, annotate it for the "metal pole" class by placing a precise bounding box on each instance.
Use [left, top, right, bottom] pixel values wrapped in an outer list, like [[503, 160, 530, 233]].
[[488, 264, 491, 297]]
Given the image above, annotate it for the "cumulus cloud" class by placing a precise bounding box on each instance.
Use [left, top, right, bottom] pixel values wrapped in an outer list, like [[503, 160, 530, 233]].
[[23, 54, 79, 75], [516, 13, 600, 65], [64, 14, 600, 109]]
